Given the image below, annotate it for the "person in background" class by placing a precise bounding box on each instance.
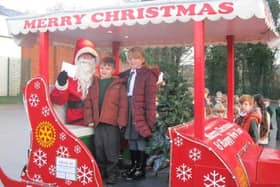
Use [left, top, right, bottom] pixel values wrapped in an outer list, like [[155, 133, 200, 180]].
[[84, 56, 128, 185], [254, 94, 270, 145], [234, 105, 241, 121], [234, 95, 240, 120], [214, 91, 223, 105], [204, 88, 211, 117], [276, 100, 280, 140], [264, 98, 274, 130], [120, 47, 159, 181], [235, 94, 261, 143], [50, 38, 99, 126], [212, 102, 226, 118]]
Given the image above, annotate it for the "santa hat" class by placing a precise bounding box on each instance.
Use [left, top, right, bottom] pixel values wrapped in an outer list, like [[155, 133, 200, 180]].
[[73, 38, 99, 64]]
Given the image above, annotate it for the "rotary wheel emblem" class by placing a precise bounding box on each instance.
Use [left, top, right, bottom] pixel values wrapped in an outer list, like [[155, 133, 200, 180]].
[[35, 121, 56, 148]]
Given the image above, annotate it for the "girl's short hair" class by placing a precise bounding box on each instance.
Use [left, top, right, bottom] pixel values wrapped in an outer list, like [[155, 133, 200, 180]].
[[239, 95, 254, 105], [127, 47, 146, 62], [213, 103, 226, 114]]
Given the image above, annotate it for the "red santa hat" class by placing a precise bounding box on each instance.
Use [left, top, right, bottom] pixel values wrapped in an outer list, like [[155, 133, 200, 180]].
[[73, 38, 99, 64]]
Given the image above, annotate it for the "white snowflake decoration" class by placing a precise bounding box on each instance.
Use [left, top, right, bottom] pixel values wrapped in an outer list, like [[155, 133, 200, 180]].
[[174, 136, 183, 147], [34, 81, 41, 90], [32, 174, 42, 182], [42, 106, 50, 117], [74, 145, 81, 154], [33, 149, 47, 168], [65, 179, 72, 186], [189, 147, 201, 162], [204, 170, 226, 187], [176, 163, 192, 182], [77, 164, 93, 185], [49, 165, 56, 176], [59, 132, 66, 141], [56, 146, 70, 158], [29, 94, 40, 107]]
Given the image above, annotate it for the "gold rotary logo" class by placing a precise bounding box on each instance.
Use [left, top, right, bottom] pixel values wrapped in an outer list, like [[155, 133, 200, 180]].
[[35, 121, 56, 148]]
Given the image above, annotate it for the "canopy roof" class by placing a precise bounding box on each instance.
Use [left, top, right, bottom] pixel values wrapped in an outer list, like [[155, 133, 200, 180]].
[[6, 0, 279, 48]]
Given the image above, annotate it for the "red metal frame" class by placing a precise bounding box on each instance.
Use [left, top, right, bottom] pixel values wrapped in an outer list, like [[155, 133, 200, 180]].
[[112, 41, 120, 76], [226, 35, 235, 122], [193, 21, 205, 140]]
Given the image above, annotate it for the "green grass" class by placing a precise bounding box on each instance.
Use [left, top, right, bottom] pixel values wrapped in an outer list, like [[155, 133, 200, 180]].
[[0, 96, 23, 104]]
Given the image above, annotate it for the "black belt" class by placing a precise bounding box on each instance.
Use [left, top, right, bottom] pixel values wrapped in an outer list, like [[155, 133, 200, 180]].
[[68, 101, 84, 108]]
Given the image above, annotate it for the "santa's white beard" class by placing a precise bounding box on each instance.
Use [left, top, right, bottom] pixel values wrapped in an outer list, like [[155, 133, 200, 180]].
[[75, 60, 95, 100]]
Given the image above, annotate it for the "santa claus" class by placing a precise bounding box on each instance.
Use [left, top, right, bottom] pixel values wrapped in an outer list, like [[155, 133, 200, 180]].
[[50, 38, 99, 126]]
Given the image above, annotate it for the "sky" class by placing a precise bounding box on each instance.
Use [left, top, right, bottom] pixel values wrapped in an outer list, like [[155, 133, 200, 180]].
[[0, 0, 123, 13]]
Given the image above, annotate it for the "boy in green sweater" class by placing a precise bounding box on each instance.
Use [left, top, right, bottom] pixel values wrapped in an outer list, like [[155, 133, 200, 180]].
[[84, 57, 128, 184]]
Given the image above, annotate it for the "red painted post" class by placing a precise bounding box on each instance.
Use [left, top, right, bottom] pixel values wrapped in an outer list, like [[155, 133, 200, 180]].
[[39, 32, 49, 84], [112, 41, 120, 76], [193, 21, 205, 140], [226, 35, 234, 122]]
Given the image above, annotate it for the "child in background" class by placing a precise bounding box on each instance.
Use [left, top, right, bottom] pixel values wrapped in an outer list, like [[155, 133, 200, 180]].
[[254, 94, 270, 145], [84, 56, 128, 185], [120, 47, 159, 181], [212, 102, 226, 118], [235, 94, 261, 143]]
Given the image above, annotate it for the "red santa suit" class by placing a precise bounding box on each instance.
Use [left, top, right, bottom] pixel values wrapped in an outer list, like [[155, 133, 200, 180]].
[[50, 38, 99, 125]]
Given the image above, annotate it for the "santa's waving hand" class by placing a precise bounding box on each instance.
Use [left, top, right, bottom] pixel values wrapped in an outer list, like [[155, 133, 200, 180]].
[[50, 38, 99, 126]]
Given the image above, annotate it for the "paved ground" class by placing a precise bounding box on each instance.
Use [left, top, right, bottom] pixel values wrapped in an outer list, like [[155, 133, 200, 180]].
[[0, 104, 30, 187], [0, 104, 279, 187]]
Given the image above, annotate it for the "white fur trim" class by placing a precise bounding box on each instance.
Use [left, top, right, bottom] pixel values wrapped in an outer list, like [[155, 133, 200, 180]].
[[75, 47, 99, 64], [55, 80, 69, 91]]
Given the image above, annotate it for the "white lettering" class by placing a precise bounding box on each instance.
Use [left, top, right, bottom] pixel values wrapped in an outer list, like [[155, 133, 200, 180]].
[[212, 128, 243, 151]]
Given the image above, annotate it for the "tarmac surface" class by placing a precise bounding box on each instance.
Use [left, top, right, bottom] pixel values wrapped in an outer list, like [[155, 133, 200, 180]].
[[0, 104, 279, 187]]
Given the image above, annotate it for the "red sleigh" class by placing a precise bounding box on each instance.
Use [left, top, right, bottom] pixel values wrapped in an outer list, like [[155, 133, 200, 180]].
[[0, 77, 103, 187], [168, 117, 280, 187]]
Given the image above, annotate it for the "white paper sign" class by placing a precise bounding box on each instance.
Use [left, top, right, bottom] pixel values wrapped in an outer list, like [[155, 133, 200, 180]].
[[61, 61, 76, 78], [56, 157, 77, 181]]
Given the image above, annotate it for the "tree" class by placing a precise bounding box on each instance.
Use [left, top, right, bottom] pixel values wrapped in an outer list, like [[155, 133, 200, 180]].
[[235, 44, 276, 96], [206, 0, 280, 99], [206, 43, 278, 99], [267, 0, 280, 32], [206, 45, 227, 94]]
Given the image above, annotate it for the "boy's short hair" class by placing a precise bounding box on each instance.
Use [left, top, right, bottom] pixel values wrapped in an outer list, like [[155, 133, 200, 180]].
[[101, 56, 115, 68], [239, 94, 254, 105]]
